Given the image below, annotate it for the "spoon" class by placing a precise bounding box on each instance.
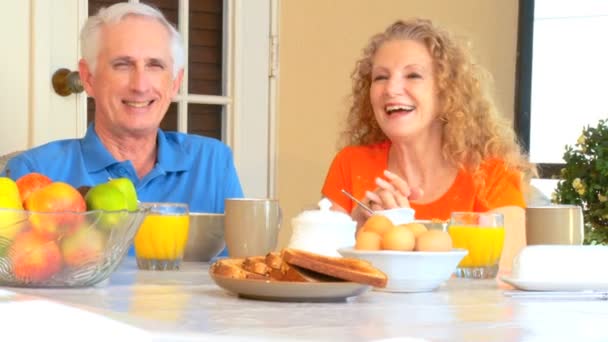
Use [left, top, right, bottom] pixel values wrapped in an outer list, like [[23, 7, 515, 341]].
[[341, 189, 374, 215]]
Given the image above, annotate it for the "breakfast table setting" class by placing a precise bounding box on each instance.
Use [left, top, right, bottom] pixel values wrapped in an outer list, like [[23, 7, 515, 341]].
[[3, 256, 608, 342], [1, 174, 608, 341]]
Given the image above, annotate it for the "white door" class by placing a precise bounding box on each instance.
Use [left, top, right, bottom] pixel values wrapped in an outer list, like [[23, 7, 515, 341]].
[[2, 0, 277, 198]]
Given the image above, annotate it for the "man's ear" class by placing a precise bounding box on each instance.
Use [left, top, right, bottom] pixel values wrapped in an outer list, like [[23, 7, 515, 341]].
[[78, 59, 95, 97], [171, 68, 184, 97]]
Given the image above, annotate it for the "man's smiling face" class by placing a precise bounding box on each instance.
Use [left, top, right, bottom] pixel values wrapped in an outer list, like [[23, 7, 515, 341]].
[[81, 15, 182, 137]]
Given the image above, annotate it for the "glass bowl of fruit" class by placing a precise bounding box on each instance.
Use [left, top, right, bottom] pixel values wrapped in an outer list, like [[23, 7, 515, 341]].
[[0, 173, 147, 287]]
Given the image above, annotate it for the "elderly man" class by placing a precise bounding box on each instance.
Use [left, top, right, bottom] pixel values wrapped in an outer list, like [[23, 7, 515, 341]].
[[4, 2, 243, 214]]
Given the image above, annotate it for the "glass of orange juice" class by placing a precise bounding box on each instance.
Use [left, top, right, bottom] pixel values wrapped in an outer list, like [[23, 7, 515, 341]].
[[134, 203, 189, 270], [448, 212, 504, 279]]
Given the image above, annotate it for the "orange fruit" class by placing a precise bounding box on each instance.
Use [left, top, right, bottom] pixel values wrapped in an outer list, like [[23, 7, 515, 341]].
[[399, 222, 427, 238], [361, 215, 394, 236], [415, 230, 453, 252], [355, 231, 382, 250], [381, 226, 415, 251]]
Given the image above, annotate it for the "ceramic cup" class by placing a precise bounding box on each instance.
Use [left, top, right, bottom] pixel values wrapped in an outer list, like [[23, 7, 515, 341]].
[[526, 205, 584, 245], [224, 198, 281, 257]]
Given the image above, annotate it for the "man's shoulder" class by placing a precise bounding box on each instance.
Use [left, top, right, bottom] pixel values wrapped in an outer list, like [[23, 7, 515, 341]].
[[16, 138, 82, 159], [4, 138, 83, 179]]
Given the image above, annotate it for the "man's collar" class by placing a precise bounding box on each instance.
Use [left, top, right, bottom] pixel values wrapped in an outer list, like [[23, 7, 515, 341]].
[[81, 124, 119, 172], [155, 129, 191, 172], [81, 124, 191, 173]]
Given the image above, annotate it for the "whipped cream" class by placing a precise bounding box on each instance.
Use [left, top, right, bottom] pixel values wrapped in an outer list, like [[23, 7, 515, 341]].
[[288, 198, 356, 257]]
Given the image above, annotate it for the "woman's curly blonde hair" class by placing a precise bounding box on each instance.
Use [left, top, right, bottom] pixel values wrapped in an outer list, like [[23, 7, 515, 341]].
[[341, 18, 535, 178]]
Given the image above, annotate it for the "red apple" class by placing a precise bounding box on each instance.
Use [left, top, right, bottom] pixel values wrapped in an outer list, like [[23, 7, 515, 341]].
[[61, 226, 106, 267], [25, 182, 86, 239], [16, 172, 52, 204], [10, 230, 62, 282]]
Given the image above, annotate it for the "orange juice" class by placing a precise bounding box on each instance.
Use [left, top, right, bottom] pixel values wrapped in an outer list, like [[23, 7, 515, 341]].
[[134, 213, 189, 260], [448, 225, 505, 267]]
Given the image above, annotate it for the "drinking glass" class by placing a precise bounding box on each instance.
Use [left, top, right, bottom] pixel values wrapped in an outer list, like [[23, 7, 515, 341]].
[[134, 203, 189, 270], [448, 212, 504, 279]]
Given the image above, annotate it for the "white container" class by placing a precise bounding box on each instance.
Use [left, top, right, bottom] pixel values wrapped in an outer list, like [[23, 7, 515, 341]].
[[375, 207, 416, 225], [512, 245, 608, 282], [338, 247, 468, 292], [288, 198, 357, 257]]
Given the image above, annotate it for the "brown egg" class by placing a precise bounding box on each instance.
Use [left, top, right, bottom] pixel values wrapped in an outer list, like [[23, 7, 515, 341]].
[[355, 231, 382, 250], [361, 215, 394, 236], [399, 222, 428, 238], [415, 230, 453, 252], [381, 226, 415, 251]]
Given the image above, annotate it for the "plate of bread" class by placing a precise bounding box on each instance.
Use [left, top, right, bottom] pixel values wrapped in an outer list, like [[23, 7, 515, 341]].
[[209, 248, 387, 302]]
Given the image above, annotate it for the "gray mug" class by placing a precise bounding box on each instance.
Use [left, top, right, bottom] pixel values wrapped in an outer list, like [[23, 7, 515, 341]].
[[526, 205, 584, 245], [224, 198, 281, 257]]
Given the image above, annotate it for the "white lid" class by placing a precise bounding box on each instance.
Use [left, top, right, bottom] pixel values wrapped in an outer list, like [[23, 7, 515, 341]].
[[292, 198, 355, 225]]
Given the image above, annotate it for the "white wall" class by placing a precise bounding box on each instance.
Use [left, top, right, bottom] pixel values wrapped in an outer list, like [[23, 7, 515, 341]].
[[0, 2, 30, 155]]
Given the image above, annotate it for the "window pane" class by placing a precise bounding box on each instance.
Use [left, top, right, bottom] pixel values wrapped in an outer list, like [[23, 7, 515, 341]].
[[159, 102, 178, 131], [88, 0, 123, 15], [141, 0, 178, 27], [530, 1, 608, 164], [87, 98, 95, 125], [188, 104, 222, 140], [188, 0, 223, 95]]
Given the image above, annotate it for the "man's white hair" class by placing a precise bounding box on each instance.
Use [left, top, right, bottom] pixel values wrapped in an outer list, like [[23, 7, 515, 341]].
[[80, 2, 185, 78]]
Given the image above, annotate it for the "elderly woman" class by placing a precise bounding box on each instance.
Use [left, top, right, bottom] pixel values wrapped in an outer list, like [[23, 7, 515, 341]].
[[322, 19, 535, 271]]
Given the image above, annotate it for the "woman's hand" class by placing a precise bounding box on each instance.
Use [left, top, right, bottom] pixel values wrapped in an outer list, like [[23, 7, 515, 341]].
[[365, 170, 423, 211]]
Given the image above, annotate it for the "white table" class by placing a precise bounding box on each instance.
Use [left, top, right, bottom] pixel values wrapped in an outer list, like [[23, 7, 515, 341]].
[[4, 258, 608, 341]]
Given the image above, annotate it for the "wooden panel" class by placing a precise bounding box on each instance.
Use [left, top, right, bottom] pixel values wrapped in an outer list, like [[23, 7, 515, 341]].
[[142, 0, 178, 27], [187, 104, 222, 140], [190, 1, 222, 12], [188, 0, 223, 95], [159, 102, 178, 131], [88, 0, 123, 16]]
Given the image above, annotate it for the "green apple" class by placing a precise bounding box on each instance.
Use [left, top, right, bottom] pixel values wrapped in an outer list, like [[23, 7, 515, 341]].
[[0, 177, 26, 256], [108, 178, 138, 211], [85, 183, 128, 231]]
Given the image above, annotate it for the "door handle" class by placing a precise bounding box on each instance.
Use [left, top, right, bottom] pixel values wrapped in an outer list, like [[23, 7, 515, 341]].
[[52, 68, 84, 96]]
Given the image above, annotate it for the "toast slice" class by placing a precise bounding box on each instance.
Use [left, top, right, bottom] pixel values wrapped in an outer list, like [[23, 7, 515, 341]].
[[211, 253, 328, 282], [210, 258, 268, 280], [242, 256, 271, 277], [264, 252, 343, 282], [281, 248, 387, 288]]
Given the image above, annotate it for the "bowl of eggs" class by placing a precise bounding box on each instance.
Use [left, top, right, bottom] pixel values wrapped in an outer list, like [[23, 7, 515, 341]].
[[338, 215, 467, 292]]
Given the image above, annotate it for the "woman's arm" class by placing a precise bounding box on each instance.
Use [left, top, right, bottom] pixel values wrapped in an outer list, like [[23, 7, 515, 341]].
[[490, 205, 526, 274]]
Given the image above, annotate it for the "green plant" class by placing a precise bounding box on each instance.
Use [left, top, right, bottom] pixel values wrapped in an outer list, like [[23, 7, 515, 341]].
[[553, 118, 608, 245]]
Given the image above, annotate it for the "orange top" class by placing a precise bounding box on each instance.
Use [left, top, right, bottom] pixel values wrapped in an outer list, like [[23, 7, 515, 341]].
[[321, 141, 525, 220]]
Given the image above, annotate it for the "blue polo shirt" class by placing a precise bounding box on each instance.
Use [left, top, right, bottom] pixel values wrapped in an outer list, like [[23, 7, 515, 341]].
[[3, 125, 243, 256], [5, 124, 243, 211]]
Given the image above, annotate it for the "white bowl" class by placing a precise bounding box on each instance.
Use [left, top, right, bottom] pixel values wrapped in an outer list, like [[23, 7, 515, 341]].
[[375, 208, 415, 225], [338, 247, 467, 292]]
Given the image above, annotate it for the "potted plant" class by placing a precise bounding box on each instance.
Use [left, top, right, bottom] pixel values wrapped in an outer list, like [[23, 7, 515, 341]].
[[553, 118, 608, 245]]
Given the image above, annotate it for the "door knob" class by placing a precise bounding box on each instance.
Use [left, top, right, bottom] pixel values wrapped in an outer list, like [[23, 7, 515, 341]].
[[52, 68, 84, 96]]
